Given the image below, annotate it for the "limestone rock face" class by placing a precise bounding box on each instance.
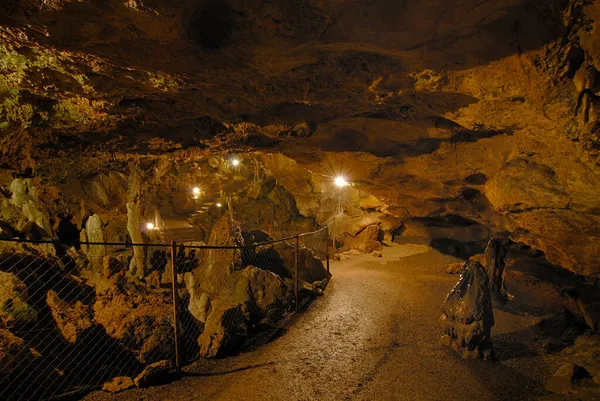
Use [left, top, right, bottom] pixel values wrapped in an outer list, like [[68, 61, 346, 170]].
[[93, 292, 174, 364], [198, 266, 292, 358], [0, 271, 37, 327], [46, 290, 94, 343], [440, 261, 495, 360]]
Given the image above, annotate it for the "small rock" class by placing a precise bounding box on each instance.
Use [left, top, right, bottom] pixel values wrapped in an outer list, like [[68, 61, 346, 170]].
[[102, 376, 135, 393], [445, 261, 465, 274], [545, 363, 592, 395], [372, 250, 382, 257], [134, 360, 173, 388], [334, 253, 349, 261], [347, 249, 360, 255]]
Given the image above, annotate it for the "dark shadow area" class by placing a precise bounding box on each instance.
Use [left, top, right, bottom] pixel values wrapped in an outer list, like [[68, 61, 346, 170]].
[[187, 1, 235, 50]]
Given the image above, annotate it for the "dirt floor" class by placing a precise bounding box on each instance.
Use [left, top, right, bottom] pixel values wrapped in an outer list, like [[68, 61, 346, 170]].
[[84, 242, 565, 401]]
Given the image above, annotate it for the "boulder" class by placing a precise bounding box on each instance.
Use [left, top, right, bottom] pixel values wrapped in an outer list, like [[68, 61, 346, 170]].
[[0, 271, 37, 327], [46, 290, 94, 344], [251, 242, 330, 284], [0, 329, 62, 400], [545, 363, 592, 395], [102, 376, 135, 393], [343, 223, 382, 253], [134, 359, 173, 388], [197, 266, 292, 358], [439, 261, 495, 360], [93, 292, 174, 364]]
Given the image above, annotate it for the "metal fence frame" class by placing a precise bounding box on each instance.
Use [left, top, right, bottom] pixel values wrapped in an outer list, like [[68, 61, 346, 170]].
[[0, 225, 330, 400]]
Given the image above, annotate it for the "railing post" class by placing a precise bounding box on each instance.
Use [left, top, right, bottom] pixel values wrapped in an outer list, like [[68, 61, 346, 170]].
[[325, 226, 330, 274], [294, 234, 299, 312], [170, 240, 180, 370]]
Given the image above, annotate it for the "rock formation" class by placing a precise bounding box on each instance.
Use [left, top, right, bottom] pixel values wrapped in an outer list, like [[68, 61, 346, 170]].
[[440, 261, 495, 360]]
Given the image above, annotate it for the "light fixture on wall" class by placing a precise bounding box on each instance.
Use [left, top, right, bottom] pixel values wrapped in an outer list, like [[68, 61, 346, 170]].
[[334, 176, 348, 187], [231, 159, 240, 167], [192, 187, 201, 195], [146, 222, 155, 230], [216, 202, 222, 208]]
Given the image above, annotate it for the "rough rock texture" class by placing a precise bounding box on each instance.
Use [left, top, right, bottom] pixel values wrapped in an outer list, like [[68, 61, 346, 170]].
[[102, 376, 135, 393], [133, 359, 173, 388], [342, 223, 382, 253], [193, 214, 244, 295], [0, 270, 36, 327], [46, 289, 94, 343], [545, 363, 593, 395], [93, 291, 174, 364], [198, 266, 292, 358], [0, 0, 599, 280], [440, 261, 495, 360]]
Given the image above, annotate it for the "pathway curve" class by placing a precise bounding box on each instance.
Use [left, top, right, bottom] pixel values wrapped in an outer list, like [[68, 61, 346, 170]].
[[85, 243, 554, 401]]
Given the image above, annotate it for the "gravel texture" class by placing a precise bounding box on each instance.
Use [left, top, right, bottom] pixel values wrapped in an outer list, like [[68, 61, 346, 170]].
[[84, 243, 554, 401]]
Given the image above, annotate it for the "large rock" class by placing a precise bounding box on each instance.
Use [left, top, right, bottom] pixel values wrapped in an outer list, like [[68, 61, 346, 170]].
[[439, 261, 495, 360], [0, 329, 62, 400], [343, 223, 382, 253], [93, 292, 174, 364], [484, 159, 571, 212], [510, 210, 600, 278], [197, 266, 292, 358], [102, 376, 135, 393], [0, 271, 37, 327], [193, 214, 244, 295], [133, 360, 173, 388], [46, 290, 94, 343], [545, 363, 593, 395], [251, 240, 330, 284]]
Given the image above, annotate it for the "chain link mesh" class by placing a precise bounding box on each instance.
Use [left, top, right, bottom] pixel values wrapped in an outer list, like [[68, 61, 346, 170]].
[[0, 226, 330, 400]]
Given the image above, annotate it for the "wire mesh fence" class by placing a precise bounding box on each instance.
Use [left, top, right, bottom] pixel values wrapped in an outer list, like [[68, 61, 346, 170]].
[[0, 225, 330, 400]]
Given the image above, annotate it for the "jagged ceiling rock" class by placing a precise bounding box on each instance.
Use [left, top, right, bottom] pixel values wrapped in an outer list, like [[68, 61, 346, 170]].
[[1, 0, 600, 276]]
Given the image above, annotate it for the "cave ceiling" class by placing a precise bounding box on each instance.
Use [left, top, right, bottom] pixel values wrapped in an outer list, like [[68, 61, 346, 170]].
[[1, 0, 600, 276]]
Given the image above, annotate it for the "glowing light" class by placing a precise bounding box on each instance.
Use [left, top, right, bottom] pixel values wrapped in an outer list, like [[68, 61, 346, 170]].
[[334, 176, 348, 187], [216, 202, 222, 208], [231, 159, 240, 167], [192, 187, 201, 195], [146, 222, 155, 230]]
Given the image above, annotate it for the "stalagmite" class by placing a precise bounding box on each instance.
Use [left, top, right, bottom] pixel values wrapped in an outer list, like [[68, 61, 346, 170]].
[[440, 260, 495, 360]]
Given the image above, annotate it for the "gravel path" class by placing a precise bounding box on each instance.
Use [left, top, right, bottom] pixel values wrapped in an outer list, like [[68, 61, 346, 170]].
[[85, 243, 554, 401]]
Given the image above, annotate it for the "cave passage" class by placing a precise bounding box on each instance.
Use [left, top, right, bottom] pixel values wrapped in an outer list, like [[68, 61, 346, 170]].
[[83, 243, 553, 401]]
